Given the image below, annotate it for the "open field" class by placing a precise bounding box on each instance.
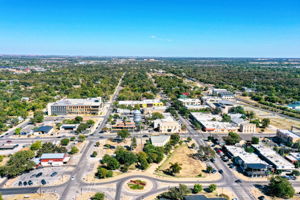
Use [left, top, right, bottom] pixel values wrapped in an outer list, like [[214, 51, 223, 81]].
[[157, 144, 206, 177]]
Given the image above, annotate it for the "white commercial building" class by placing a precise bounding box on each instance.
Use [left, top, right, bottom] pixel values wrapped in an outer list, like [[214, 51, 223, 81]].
[[150, 135, 171, 147], [47, 97, 103, 115], [276, 129, 300, 143], [178, 98, 201, 106], [190, 113, 239, 133], [153, 113, 181, 133], [118, 99, 164, 108], [252, 144, 295, 172], [225, 145, 269, 177]]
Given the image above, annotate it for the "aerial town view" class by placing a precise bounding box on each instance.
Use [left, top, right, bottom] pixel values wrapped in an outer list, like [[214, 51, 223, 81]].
[[0, 0, 299, 200]]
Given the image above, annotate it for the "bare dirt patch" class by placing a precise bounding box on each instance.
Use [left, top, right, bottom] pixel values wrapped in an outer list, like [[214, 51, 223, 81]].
[[157, 144, 206, 177]]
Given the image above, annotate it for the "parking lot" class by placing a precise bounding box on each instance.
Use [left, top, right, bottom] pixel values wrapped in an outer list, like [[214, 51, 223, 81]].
[[12, 167, 70, 187]]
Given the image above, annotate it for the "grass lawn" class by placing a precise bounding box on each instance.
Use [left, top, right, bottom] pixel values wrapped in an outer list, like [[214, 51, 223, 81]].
[[127, 179, 146, 190], [157, 144, 205, 177]]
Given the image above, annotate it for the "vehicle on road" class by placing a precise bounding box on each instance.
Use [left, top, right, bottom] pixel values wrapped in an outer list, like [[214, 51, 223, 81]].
[[36, 172, 43, 177], [235, 179, 242, 183], [218, 169, 223, 174], [30, 174, 36, 178], [210, 158, 215, 163], [41, 179, 46, 185], [50, 172, 57, 177], [6, 140, 12, 143], [142, 135, 148, 138], [71, 176, 75, 180]]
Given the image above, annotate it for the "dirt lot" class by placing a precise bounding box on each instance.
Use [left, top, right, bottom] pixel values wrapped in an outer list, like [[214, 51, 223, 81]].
[[157, 144, 206, 177], [238, 96, 300, 130]]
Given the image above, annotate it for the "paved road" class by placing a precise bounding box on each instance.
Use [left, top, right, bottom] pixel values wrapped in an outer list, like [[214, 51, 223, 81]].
[[59, 73, 125, 200]]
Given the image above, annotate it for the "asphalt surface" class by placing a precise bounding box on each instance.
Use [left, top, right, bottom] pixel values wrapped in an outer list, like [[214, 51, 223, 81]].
[[0, 73, 297, 200]]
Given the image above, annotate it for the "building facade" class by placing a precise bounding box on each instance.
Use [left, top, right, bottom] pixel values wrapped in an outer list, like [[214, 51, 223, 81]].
[[48, 97, 103, 115]]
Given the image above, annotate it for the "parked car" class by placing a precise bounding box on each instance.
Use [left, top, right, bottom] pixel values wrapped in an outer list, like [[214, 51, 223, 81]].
[[143, 135, 149, 138], [235, 179, 242, 183], [18, 181, 22, 186], [36, 172, 43, 178], [41, 179, 46, 185], [30, 174, 36, 178], [28, 180, 33, 185], [50, 172, 57, 177], [258, 196, 266, 200], [210, 158, 215, 163], [23, 181, 27, 186]]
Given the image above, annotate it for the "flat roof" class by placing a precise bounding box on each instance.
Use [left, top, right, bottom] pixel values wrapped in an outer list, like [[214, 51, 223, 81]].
[[35, 126, 53, 133], [40, 153, 65, 159], [118, 99, 162, 105], [150, 135, 170, 144], [178, 98, 201, 102], [252, 144, 295, 170], [225, 145, 268, 165], [52, 97, 102, 106], [277, 129, 300, 139]]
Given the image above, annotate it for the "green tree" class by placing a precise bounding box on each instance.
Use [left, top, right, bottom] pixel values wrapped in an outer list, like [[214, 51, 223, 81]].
[[187, 137, 192, 142], [31, 111, 44, 124], [91, 151, 98, 157], [251, 136, 259, 144], [30, 140, 42, 151], [15, 128, 21, 135], [168, 162, 182, 175], [95, 141, 100, 147], [78, 134, 86, 142], [151, 112, 164, 120], [206, 165, 214, 173], [143, 143, 164, 163], [96, 167, 113, 179], [159, 184, 191, 200], [137, 152, 149, 170], [223, 132, 241, 145], [117, 130, 130, 141], [268, 176, 295, 198], [75, 116, 83, 123], [91, 192, 105, 200], [76, 123, 89, 134], [70, 146, 79, 154], [0, 150, 35, 178], [221, 114, 231, 122], [193, 184, 202, 193], [131, 137, 137, 150], [86, 119, 95, 127], [261, 118, 271, 128], [102, 154, 120, 170], [245, 146, 254, 153], [115, 147, 137, 166], [170, 133, 180, 146], [208, 184, 217, 192], [60, 138, 70, 146]]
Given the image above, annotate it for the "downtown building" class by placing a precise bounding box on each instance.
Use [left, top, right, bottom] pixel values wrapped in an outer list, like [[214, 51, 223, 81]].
[[47, 97, 103, 115]]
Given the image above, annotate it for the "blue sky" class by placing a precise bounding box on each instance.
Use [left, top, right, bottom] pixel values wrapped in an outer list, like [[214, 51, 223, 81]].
[[0, 0, 299, 57]]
